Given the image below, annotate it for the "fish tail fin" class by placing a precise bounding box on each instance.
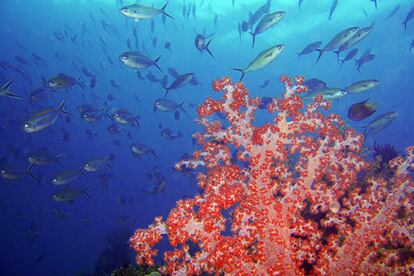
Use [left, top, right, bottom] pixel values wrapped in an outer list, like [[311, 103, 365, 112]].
[[29, 172, 41, 185], [362, 126, 368, 138], [5, 92, 23, 100], [103, 104, 112, 119], [161, 2, 174, 19], [79, 168, 87, 177], [205, 39, 215, 59], [26, 165, 41, 185], [55, 153, 64, 166], [1, 80, 22, 100], [77, 76, 85, 90], [402, 21, 407, 31], [179, 101, 188, 115], [154, 55, 163, 72], [249, 32, 256, 48], [83, 185, 91, 199], [151, 147, 157, 158], [163, 87, 170, 98], [0, 80, 12, 91], [232, 68, 245, 81], [58, 100, 72, 116], [134, 113, 140, 128], [315, 49, 323, 63], [104, 153, 111, 166], [134, 120, 140, 128], [340, 59, 345, 67], [333, 50, 340, 62]]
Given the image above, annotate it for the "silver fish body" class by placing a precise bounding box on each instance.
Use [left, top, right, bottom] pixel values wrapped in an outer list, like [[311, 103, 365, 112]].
[[22, 101, 71, 133], [234, 44, 285, 80], [120, 3, 172, 21], [345, 80, 379, 94], [119, 51, 162, 72]]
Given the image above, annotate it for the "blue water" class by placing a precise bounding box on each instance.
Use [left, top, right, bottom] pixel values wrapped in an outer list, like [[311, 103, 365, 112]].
[[0, 0, 413, 275]]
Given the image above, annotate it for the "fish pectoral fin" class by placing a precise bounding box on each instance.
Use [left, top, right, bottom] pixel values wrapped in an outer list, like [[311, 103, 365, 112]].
[[232, 68, 245, 81]]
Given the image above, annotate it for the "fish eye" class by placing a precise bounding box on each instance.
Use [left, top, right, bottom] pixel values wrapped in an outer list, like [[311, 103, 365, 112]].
[[122, 7, 128, 12], [85, 163, 89, 167], [52, 178, 57, 183], [1, 170, 5, 174]]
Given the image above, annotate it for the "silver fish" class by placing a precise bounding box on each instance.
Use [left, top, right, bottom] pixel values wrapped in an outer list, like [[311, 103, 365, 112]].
[[83, 156, 111, 172], [355, 53, 375, 72], [131, 144, 156, 159], [250, 11, 286, 47], [302, 87, 347, 101], [120, 3, 173, 21], [385, 5, 400, 20], [52, 186, 90, 202], [0, 80, 22, 100], [163, 73, 194, 97], [22, 101, 71, 133], [161, 128, 182, 140], [154, 98, 187, 114], [80, 106, 110, 123], [46, 73, 83, 90], [0, 166, 39, 183], [119, 51, 162, 72], [27, 152, 63, 166], [52, 170, 86, 185], [402, 5, 414, 30], [345, 80, 379, 94], [339, 48, 359, 66], [195, 34, 214, 58], [334, 26, 373, 60], [328, 0, 338, 20], [233, 44, 285, 81], [316, 26, 359, 62], [363, 112, 397, 136], [112, 109, 140, 128], [298, 41, 322, 58], [29, 87, 50, 104]]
